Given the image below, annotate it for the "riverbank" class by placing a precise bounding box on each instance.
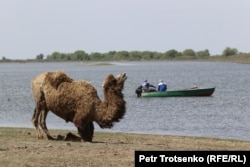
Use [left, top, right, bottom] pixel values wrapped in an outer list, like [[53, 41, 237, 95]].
[[0, 128, 250, 166]]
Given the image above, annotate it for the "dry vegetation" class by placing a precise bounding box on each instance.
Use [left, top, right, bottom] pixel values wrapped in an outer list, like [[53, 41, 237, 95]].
[[0, 128, 250, 167], [206, 54, 250, 64]]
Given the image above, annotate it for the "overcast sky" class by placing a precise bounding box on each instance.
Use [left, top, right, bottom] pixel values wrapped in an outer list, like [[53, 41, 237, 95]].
[[1, 0, 250, 59]]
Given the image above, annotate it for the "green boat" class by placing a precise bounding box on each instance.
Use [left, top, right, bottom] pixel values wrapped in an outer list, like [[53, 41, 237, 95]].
[[141, 87, 215, 97]]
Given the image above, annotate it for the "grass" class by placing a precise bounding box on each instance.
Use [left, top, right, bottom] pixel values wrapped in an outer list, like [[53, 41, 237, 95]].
[[0, 127, 250, 166]]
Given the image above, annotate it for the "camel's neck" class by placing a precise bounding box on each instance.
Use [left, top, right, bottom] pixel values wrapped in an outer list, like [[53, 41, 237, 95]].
[[95, 89, 126, 128]]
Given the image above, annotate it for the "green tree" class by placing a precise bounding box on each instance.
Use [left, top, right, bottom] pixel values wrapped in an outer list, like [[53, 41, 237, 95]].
[[222, 47, 238, 56], [141, 51, 154, 60], [114, 51, 129, 60], [183, 49, 196, 57], [154, 52, 163, 59], [36, 53, 44, 60], [90, 52, 103, 60], [164, 49, 179, 59], [196, 49, 210, 58], [72, 50, 89, 61], [104, 51, 116, 60], [129, 51, 142, 60], [49, 52, 61, 60]]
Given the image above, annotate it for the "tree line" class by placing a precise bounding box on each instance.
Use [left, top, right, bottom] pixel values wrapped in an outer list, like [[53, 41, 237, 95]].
[[39, 47, 240, 61], [0, 47, 242, 62], [43, 49, 210, 61]]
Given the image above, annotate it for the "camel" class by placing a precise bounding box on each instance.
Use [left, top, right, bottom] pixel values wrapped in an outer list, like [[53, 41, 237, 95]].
[[31, 71, 127, 142]]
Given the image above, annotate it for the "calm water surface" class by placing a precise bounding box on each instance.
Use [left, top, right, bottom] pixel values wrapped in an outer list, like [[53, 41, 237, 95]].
[[0, 61, 249, 141]]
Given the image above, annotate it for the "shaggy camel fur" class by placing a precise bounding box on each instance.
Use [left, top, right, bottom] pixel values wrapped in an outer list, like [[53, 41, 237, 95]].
[[31, 71, 127, 142]]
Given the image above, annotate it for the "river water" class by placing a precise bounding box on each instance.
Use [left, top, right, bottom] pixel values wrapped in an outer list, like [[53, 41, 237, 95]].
[[0, 61, 249, 141]]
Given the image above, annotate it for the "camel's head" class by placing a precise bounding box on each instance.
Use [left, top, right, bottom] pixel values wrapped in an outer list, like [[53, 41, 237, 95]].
[[102, 73, 127, 92]]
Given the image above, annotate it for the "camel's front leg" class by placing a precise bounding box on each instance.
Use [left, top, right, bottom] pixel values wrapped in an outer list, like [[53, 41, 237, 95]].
[[77, 122, 94, 142], [39, 110, 54, 140], [85, 122, 94, 141], [31, 107, 43, 139]]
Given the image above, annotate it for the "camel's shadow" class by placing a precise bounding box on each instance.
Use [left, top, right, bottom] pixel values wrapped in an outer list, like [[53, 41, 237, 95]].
[[54, 132, 131, 145]]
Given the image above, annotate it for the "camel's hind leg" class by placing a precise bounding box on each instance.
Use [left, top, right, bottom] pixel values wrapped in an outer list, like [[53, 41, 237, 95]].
[[39, 110, 54, 140], [31, 107, 43, 139]]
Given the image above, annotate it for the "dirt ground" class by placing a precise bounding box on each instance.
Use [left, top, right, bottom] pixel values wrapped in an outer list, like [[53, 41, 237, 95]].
[[0, 128, 250, 167]]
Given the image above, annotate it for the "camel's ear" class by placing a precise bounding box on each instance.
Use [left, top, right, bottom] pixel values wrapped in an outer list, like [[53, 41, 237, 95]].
[[116, 73, 127, 82], [116, 73, 127, 87]]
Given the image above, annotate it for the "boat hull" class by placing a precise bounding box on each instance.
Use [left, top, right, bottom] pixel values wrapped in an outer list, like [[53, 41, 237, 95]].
[[141, 87, 215, 97]]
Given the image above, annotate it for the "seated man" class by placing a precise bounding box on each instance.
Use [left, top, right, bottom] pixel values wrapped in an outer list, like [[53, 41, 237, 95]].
[[157, 80, 167, 92], [135, 80, 156, 97], [142, 80, 156, 92]]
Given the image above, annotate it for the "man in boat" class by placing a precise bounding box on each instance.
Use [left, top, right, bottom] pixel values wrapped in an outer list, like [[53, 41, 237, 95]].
[[135, 80, 156, 97], [157, 80, 167, 92], [142, 80, 156, 92], [135, 87, 142, 97]]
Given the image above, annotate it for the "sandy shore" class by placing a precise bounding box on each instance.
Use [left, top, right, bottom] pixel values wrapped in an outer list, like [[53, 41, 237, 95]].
[[0, 127, 250, 167]]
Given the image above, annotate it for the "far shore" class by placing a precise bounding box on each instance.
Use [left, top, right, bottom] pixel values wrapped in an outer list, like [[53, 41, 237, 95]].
[[1, 54, 250, 64], [0, 127, 250, 166]]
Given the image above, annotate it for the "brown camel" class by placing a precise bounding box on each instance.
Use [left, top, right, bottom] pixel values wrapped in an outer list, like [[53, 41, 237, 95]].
[[31, 71, 127, 142]]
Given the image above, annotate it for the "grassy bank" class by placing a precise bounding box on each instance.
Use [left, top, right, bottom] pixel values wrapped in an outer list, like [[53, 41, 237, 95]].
[[0, 127, 249, 167]]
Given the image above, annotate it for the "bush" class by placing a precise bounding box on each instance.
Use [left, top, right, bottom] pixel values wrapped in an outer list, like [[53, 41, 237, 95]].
[[183, 49, 196, 57], [222, 47, 238, 56]]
